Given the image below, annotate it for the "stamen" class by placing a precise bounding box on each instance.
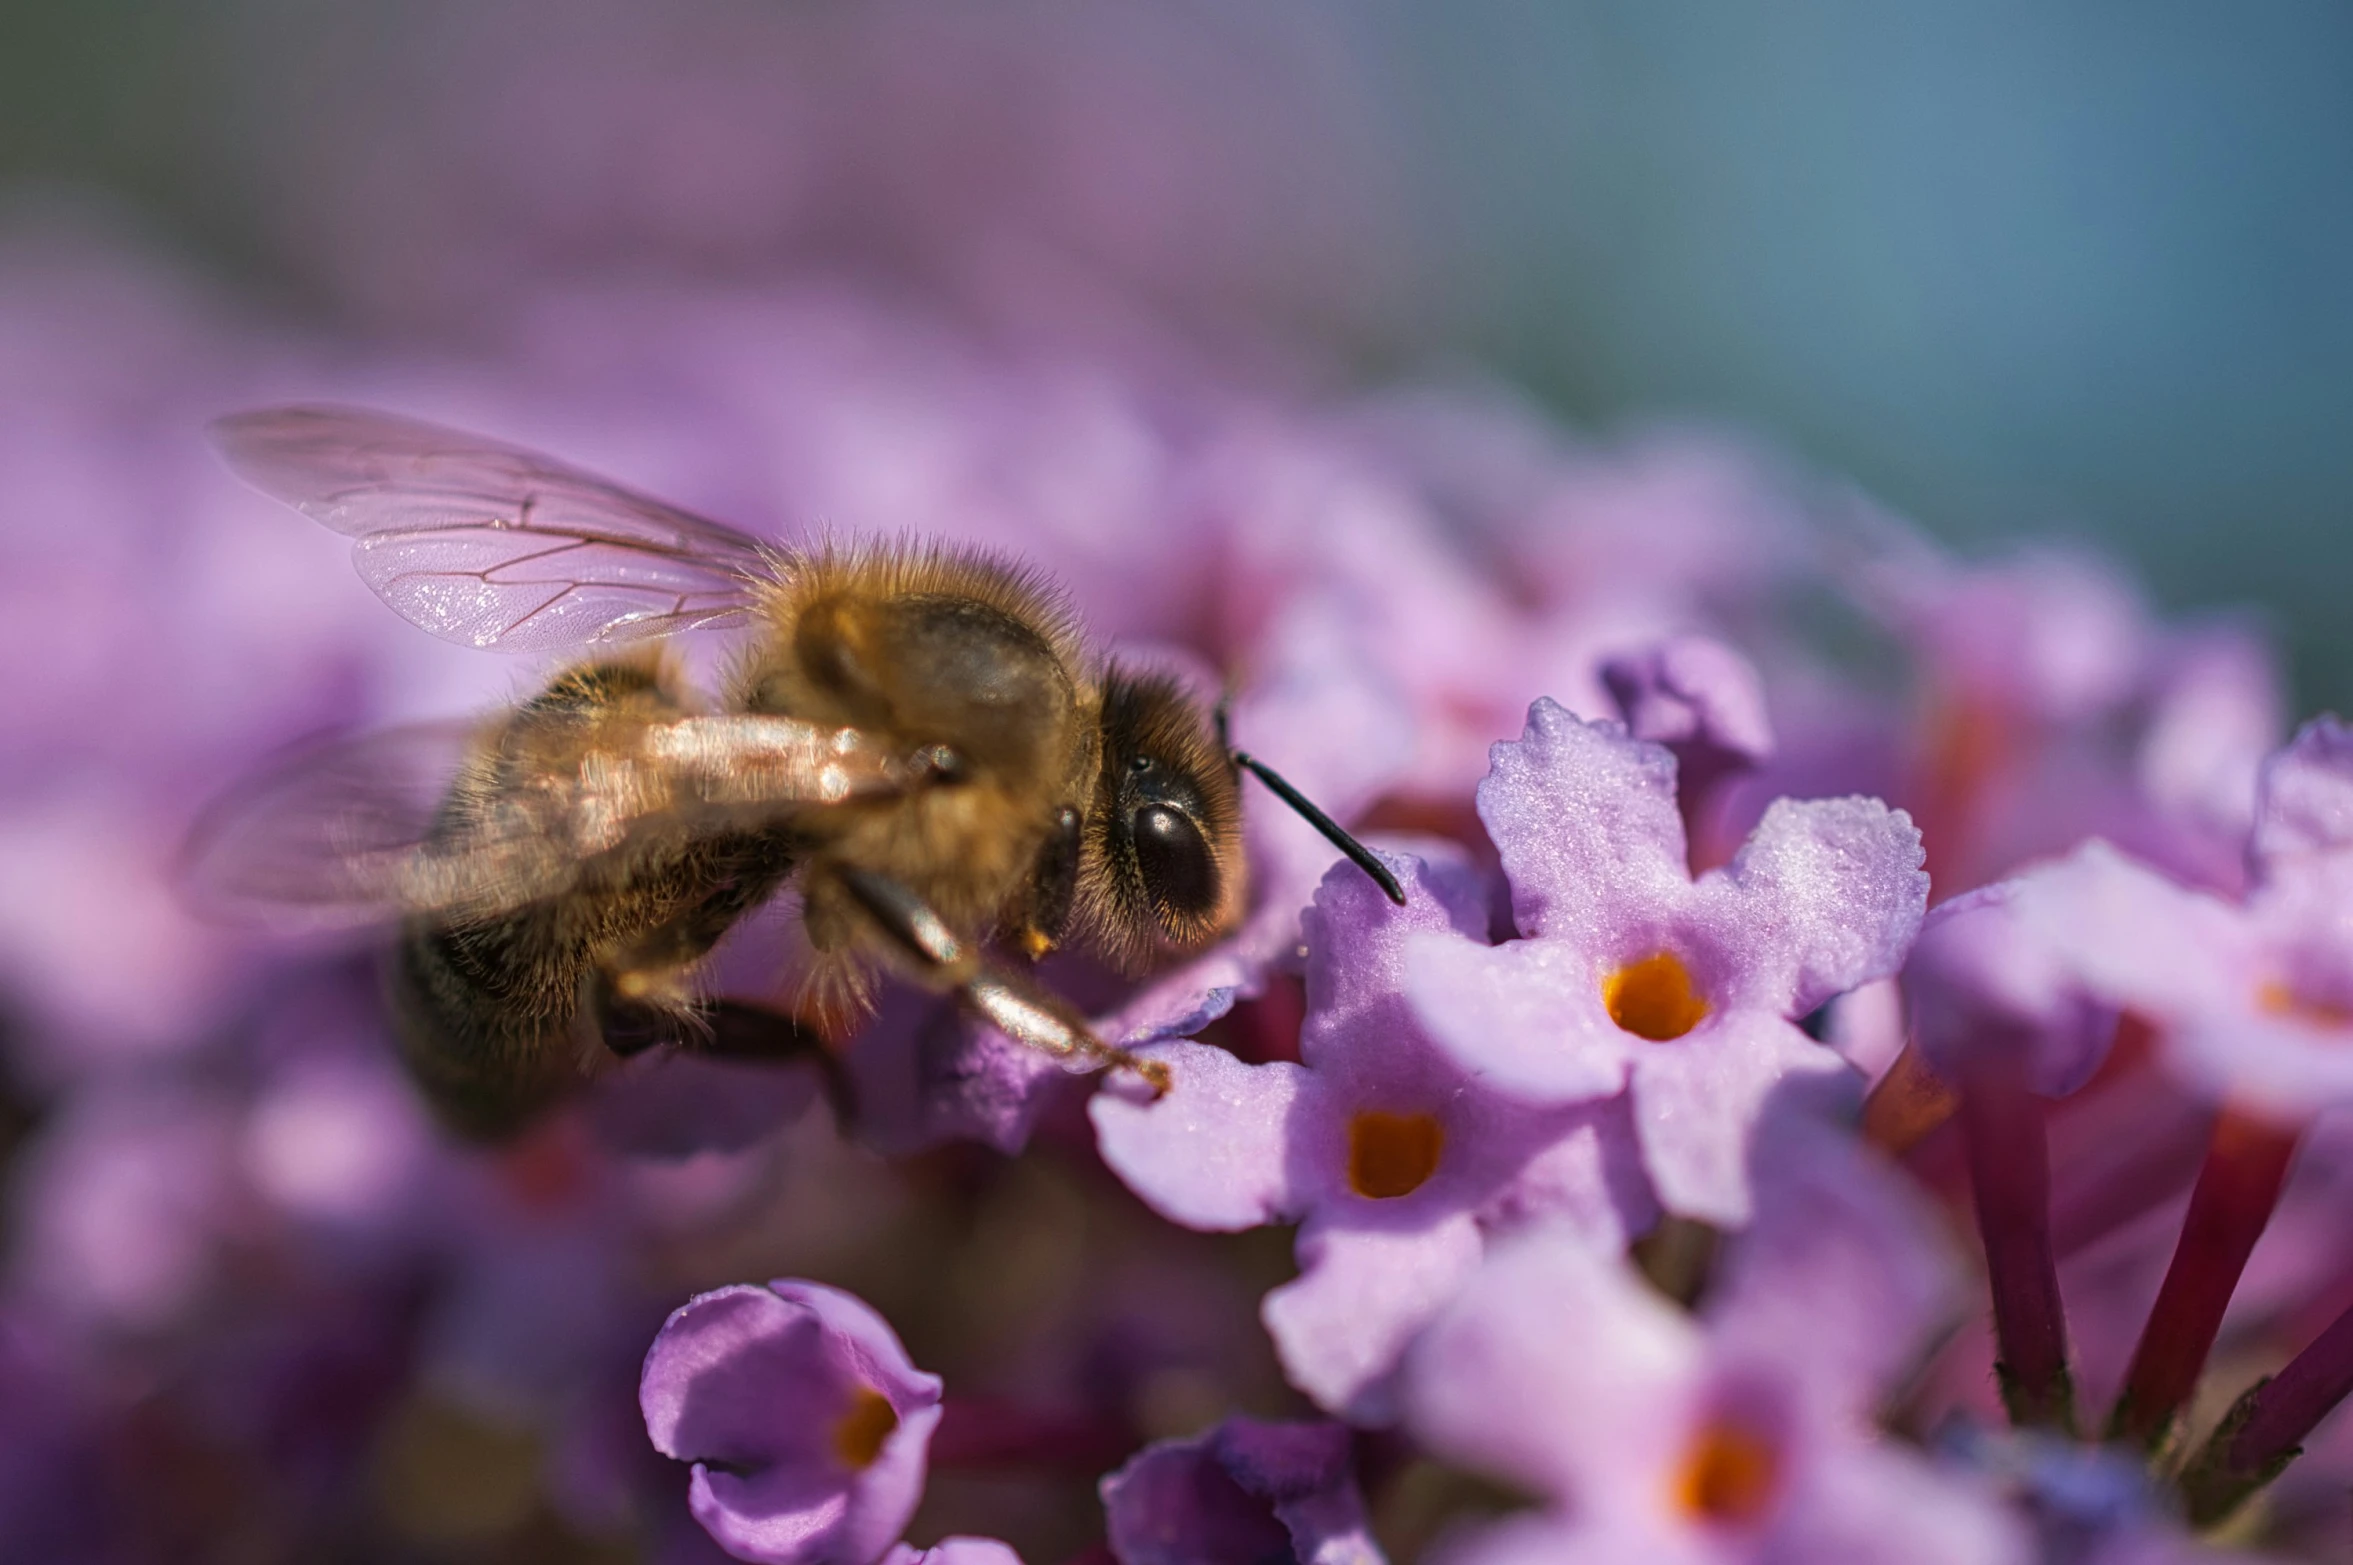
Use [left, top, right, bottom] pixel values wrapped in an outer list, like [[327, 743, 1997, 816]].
[[831, 1386, 900, 1471], [1603, 953, 1710, 1042], [1671, 1416, 1782, 1527], [1346, 1110, 1445, 1199], [2108, 1104, 2302, 1450]]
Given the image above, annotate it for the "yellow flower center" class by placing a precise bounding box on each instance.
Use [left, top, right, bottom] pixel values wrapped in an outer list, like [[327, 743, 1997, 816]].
[[1346, 1110, 1445, 1200], [2257, 978, 2353, 1029], [1604, 952, 1710, 1041], [1671, 1415, 1782, 1527], [831, 1387, 900, 1471]]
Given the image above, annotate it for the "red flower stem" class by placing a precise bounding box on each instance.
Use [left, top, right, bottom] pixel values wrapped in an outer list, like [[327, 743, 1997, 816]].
[[2108, 1104, 2302, 1450], [2182, 1295, 2353, 1525], [1959, 1053, 2074, 1429]]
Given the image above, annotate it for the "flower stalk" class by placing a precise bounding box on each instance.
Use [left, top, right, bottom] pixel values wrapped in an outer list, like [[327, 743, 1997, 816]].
[[1959, 1051, 2075, 1430], [2107, 1105, 2301, 1450]]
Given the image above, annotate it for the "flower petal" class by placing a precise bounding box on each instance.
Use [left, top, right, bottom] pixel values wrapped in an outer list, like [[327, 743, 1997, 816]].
[[1710, 1105, 1960, 1414], [1090, 1041, 1309, 1231], [1628, 1013, 1847, 1226], [1402, 933, 1634, 1105], [1600, 634, 1774, 776], [1903, 859, 2119, 1096], [1264, 1209, 1486, 1423], [642, 1282, 942, 1565], [1475, 699, 1691, 946], [2253, 715, 2353, 869], [1701, 795, 1928, 1017], [1101, 1416, 1385, 1565], [1404, 1228, 1699, 1506], [1774, 1443, 2029, 1565]]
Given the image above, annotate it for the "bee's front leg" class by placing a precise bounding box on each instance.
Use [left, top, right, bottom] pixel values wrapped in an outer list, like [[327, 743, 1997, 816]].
[[830, 864, 1172, 1094]]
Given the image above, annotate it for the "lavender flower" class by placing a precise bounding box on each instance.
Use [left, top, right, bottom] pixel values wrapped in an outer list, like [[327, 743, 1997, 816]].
[[1402, 698, 1926, 1223], [642, 1281, 945, 1565], [1094, 848, 1652, 1418], [1602, 635, 1774, 793], [1405, 1108, 2028, 1564], [2018, 720, 2353, 1118], [1100, 1415, 1384, 1565]]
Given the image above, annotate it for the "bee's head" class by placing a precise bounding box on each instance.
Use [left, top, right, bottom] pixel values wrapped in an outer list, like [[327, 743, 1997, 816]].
[[1082, 668, 1246, 969]]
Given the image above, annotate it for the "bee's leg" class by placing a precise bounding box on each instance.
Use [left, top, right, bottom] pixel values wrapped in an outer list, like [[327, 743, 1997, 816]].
[[1009, 805, 1083, 962], [591, 981, 857, 1126], [589, 829, 799, 1049], [834, 865, 1172, 1094], [699, 999, 858, 1125]]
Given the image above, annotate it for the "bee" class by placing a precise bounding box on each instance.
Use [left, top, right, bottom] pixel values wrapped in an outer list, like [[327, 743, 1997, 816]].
[[189, 407, 1401, 1138]]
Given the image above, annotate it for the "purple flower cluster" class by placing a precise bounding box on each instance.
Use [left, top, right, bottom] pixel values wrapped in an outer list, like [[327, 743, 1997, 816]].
[[1, 23, 2345, 1560]]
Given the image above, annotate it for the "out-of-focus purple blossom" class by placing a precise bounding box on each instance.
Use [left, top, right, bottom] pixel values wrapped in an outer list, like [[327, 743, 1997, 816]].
[[6, 1078, 244, 1335], [1903, 863, 2122, 1098], [643, 1279, 945, 1565], [1602, 633, 1776, 867], [1402, 699, 1925, 1223], [2247, 715, 2353, 869], [1936, 1427, 2249, 1565], [1406, 1106, 2027, 1565], [1987, 721, 2353, 1118], [241, 1044, 435, 1233], [1100, 1415, 1383, 1565], [2135, 622, 2286, 894], [1847, 526, 2286, 898], [1600, 634, 1774, 787], [879, 1540, 1026, 1565], [229, 1, 1412, 356], [1856, 534, 2151, 734], [0, 1309, 114, 1560], [1094, 849, 1653, 1419]]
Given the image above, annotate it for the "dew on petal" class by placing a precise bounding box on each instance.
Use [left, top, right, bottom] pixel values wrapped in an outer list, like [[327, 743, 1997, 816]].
[[1604, 952, 1711, 1042], [833, 1386, 901, 1471], [1671, 1415, 1782, 1528], [1346, 1109, 1445, 1199]]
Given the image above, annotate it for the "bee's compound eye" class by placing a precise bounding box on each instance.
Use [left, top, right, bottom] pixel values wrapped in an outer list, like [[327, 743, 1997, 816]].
[[1131, 804, 1218, 920]]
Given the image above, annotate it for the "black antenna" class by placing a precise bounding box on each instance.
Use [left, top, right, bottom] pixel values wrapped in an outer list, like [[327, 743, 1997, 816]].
[[1216, 698, 1407, 906]]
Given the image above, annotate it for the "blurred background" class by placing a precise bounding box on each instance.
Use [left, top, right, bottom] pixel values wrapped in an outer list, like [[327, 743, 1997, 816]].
[[3, 0, 2350, 696]]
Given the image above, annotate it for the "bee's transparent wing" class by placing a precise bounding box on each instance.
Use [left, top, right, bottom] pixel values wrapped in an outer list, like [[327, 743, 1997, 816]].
[[212, 405, 780, 652], [184, 714, 922, 930]]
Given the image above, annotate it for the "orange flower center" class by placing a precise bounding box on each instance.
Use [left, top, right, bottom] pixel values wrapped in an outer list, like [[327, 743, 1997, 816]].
[[1346, 1110, 1445, 1200], [831, 1387, 900, 1471], [1671, 1416, 1782, 1527], [2258, 978, 2353, 1029], [1605, 952, 1710, 1042]]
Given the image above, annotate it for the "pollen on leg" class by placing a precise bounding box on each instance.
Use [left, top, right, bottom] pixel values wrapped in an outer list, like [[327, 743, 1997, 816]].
[[1604, 951, 1710, 1042], [831, 1386, 900, 1471], [1670, 1415, 1782, 1528], [1346, 1109, 1445, 1199]]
